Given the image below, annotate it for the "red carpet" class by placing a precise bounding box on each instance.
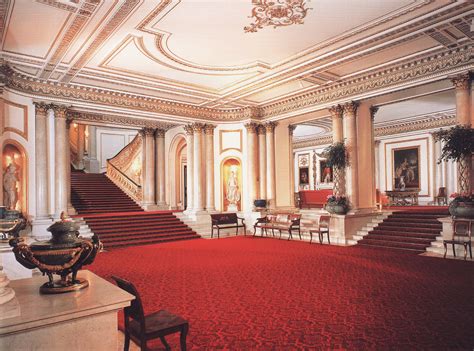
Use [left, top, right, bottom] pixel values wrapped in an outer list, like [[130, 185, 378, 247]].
[[358, 209, 447, 252], [89, 237, 474, 350]]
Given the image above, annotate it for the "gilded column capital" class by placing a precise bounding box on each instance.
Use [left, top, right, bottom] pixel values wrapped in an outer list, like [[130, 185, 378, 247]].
[[451, 72, 470, 90], [256, 124, 266, 135], [264, 121, 278, 133], [33, 102, 49, 116], [370, 106, 379, 121], [183, 124, 194, 135], [140, 127, 155, 137], [65, 118, 74, 129], [244, 122, 259, 133], [204, 124, 216, 135], [191, 122, 205, 133], [343, 101, 359, 116], [288, 124, 296, 136], [51, 104, 70, 119], [328, 104, 343, 118], [155, 128, 166, 138]]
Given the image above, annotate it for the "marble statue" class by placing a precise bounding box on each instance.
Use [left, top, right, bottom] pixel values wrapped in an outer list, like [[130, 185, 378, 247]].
[[3, 164, 18, 211], [226, 170, 240, 205]]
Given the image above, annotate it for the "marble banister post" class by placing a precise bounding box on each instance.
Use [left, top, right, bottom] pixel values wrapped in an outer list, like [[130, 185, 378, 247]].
[[52, 105, 69, 217], [329, 105, 345, 196], [155, 129, 166, 208], [184, 125, 194, 212], [245, 122, 259, 210], [257, 125, 266, 200], [192, 123, 204, 212], [76, 123, 85, 169], [289, 125, 296, 208], [204, 124, 216, 212], [140, 128, 156, 209], [265, 122, 277, 208], [343, 101, 359, 209], [34, 102, 50, 219]]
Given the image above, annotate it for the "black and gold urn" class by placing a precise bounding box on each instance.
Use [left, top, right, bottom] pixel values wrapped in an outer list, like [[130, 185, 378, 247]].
[[9, 214, 102, 294]]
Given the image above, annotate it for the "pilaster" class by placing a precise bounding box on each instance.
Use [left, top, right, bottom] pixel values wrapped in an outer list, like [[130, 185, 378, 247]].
[[76, 123, 85, 169], [183, 125, 194, 212]]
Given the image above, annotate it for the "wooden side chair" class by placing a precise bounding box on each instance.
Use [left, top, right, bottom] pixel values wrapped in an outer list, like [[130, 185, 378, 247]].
[[443, 219, 472, 260], [434, 187, 448, 206], [112, 276, 189, 351], [309, 215, 330, 244]]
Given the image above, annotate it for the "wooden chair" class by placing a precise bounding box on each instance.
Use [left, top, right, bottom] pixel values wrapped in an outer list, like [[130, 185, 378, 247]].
[[434, 187, 448, 205], [443, 219, 472, 260], [309, 215, 330, 244], [112, 276, 189, 351]]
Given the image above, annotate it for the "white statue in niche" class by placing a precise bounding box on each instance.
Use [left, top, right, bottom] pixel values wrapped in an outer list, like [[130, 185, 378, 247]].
[[3, 164, 18, 211], [226, 168, 240, 211]]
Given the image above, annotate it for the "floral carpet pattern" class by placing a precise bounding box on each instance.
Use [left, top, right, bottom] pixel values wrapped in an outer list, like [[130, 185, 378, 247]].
[[89, 236, 474, 350]]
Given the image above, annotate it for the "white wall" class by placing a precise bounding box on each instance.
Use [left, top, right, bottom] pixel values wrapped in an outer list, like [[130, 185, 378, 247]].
[[95, 127, 138, 173]]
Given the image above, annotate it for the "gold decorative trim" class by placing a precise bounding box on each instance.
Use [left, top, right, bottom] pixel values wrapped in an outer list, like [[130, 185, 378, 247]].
[[219, 129, 243, 153], [3, 99, 28, 140]]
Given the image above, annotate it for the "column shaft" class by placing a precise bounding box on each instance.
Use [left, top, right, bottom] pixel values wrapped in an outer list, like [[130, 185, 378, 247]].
[[155, 129, 166, 207], [289, 125, 296, 208], [245, 123, 259, 209], [184, 126, 194, 211], [34, 103, 49, 219], [88, 125, 97, 159], [192, 123, 204, 211], [77, 124, 85, 169], [343, 102, 359, 209], [257, 126, 266, 200], [141, 128, 155, 208], [452, 73, 471, 126], [205, 125, 216, 211], [53, 106, 69, 216], [265, 122, 277, 208]]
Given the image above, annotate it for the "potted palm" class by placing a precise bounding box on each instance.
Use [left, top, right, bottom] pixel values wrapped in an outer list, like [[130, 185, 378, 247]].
[[434, 126, 474, 218], [322, 142, 349, 214]]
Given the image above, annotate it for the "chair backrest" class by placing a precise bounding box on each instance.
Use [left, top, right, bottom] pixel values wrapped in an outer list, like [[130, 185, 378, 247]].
[[112, 276, 146, 325], [452, 219, 473, 239], [211, 213, 238, 224], [319, 215, 330, 229], [437, 187, 447, 197]]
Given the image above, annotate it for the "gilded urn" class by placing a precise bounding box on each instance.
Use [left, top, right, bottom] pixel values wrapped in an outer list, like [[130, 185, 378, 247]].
[[9, 214, 102, 294]]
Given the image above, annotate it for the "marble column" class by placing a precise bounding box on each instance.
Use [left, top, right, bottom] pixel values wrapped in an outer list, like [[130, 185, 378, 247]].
[[184, 125, 194, 211], [34, 102, 50, 219], [140, 128, 156, 209], [204, 124, 216, 212], [329, 105, 343, 143], [155, 129, 166, 208], [289, 125, 296, 208], [451, 73, 471, 126], [245, 122, 259, 210], [265, 122, 277, 208], [53, 105, 69, 217], [76, 124, 85, 169], [374, 140, 381, 191], [66, 119, 73, 213], [192, 123, 204, 212], [370, 106, 379, 207], [257, 125, 267, 200], [343, 101, 359, 209]]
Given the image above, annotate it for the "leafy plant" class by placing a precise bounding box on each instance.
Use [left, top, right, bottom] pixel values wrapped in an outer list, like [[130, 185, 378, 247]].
[[322, 142, 348, 169], [433, 126, 474, 163], [450, 192, 473, 202], [326, 195, 349, 206]]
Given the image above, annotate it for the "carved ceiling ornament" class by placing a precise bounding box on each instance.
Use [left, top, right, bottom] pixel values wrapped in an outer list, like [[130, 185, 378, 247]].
[[244, 0, 311, 33]]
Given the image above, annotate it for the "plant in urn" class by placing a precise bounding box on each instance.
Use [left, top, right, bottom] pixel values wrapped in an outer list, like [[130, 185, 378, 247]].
[[9, 212, 102, 294]]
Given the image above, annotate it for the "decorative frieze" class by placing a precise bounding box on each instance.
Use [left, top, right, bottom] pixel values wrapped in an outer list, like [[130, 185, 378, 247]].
[[68, 111, 174, 130]]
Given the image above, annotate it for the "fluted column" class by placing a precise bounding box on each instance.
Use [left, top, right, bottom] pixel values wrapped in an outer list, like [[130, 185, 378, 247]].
[[183, 126, 194, 211], [155, 129, 166, 208], [52, 105, 69, 216], [257, 125, 266, 200], [204, 124, 216, 211], [289, 125, 296, 208], [452, 73, 471, 126], [76, 123, 85, 169], [192, 123, 204, 212], [34, 102, 50, 219], [140, 128, 156, 209], [265, 122, 277, 208], [329, 105, 343, 143], [343, 101, 359, 209], [245, 122, 259, 210]]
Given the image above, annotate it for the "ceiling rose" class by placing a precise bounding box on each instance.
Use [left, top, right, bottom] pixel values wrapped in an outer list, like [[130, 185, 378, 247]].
[[244, 0, 311, 33]]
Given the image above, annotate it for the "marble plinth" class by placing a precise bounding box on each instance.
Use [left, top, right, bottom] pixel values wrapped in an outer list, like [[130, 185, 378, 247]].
[[0, 270, 134, 351]]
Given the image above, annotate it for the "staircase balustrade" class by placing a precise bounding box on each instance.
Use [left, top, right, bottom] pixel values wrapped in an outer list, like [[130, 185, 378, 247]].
[[106, 161, 142, 203]]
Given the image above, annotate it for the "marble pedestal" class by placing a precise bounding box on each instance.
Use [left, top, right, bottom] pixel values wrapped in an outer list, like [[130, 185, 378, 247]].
[[0, 270, 134, 351]]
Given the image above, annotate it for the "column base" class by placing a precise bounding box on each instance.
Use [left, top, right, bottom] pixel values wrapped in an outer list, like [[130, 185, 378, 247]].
[[31, 218, 54, 240], [84, 158, 100, 173], [142, 203, 159, 211], [156, 202, 169, 210]]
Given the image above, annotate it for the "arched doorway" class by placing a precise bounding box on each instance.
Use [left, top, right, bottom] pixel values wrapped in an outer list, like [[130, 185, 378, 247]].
[[168, 134, 187, 210], [2, 141, 28, 215]]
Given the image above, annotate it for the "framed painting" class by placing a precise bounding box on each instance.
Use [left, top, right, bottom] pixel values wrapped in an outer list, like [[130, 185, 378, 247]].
[[299, 167, 309, 185], [392, 146, 420, 189], [319, 160, 333, 184]]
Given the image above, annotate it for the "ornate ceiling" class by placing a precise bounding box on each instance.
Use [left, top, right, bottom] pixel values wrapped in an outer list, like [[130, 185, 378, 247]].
[[0, 0, 473, 122]]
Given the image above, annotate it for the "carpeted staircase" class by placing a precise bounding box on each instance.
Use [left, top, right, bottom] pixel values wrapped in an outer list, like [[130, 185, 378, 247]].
[[71, 171, 200, 249], [357, 209, 447, 252]]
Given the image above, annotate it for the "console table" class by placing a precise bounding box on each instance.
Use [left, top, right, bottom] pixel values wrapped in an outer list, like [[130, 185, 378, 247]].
[[0, 270, 134, 350], [385, 189, 420, 206]]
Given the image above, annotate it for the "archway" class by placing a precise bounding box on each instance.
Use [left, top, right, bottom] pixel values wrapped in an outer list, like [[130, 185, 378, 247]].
[[168, 134, 187, 210], [2, 140, 28, 215]]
